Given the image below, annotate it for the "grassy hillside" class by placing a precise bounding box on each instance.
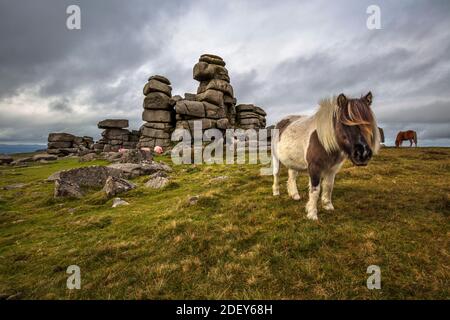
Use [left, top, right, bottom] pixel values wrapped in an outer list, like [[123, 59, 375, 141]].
[[0, 147, 449, 299]]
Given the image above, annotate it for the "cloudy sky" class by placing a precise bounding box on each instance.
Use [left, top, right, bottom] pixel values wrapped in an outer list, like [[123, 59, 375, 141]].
[[0, 0, 449, 146]]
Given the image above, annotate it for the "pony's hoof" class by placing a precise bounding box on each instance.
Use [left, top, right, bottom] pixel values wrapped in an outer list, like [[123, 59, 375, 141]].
[[306, 208, 318, 220], [273, 190, 280, 196], [323, 202, 334, 211], [307, 212, 318, 220], [292, 194, 301, 201]]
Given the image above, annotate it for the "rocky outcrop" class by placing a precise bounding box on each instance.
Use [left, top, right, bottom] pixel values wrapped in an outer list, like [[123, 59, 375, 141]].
[[175, 54, 236, 134], [50, 162, 171, 198], [0, 155, 14, 165], [95, 119, 140, 152], [235, 104, 267, 129], [47, 133, 94, 156], [138, 75, 175, 149]]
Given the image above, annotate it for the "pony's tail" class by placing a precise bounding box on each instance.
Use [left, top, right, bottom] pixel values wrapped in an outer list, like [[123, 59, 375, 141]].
[[413, 131, 417, 146]]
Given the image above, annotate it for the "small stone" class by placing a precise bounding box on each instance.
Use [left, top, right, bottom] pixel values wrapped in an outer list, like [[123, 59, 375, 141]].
[[112, 198, 129, 208], [188, 195, 199, 205], [1, 183, 27, 190], [145, 176, 170, 189]]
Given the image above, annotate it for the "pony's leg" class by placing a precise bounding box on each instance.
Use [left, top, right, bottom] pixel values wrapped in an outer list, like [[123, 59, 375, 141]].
[[287, 168, 301, 200], [409, 139, 413, 147], [272, 154, 280, 196], [305, 173, 321, 220], [321, 172, 336, 211]]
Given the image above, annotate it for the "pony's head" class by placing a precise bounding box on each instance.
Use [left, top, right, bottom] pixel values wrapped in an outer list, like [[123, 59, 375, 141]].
[[334, 92, 379, 166], [316, 92, 380, 166]]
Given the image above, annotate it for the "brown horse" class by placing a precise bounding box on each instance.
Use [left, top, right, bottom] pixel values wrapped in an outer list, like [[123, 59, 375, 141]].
[[395, 130, 417, 147]]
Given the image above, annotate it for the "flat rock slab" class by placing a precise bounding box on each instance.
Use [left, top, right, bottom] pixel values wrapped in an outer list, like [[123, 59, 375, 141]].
[[48, 133, 76, 142], [98, 119, 129, 129], [33, 154, 58, 161]]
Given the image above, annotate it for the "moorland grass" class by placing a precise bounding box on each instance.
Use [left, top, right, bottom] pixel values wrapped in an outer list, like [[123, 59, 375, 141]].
[[0, 148, 448, 299]]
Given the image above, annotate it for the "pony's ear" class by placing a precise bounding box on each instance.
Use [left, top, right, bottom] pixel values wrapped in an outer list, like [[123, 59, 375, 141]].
[[364, 91, 373, 106], [337, 93, 347, 108]]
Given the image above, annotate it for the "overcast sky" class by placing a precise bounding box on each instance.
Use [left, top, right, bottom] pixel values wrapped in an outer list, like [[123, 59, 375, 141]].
[[0, 0, 449, 146]]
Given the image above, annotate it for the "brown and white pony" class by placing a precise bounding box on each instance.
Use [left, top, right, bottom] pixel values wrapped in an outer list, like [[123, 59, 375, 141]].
[[272, 92, 380, 220], [395, 130, 417, 147]]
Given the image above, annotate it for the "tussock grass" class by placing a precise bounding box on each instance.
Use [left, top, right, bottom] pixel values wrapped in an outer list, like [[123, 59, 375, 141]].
[[0, 148, 449, 299]]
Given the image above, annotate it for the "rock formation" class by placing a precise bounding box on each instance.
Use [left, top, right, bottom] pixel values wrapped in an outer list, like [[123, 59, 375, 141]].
[[0, 155, 13, 165], [175, 54, 236, 135], [47, 133, 94, 156], [138, 75, 175, 149], [235, 104, 267, 129], [95, 119, 139, 152]]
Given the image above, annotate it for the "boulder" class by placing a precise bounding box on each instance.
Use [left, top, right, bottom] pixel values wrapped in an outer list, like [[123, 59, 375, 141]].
[[188, 119, 216, 130], [141, 127, 171, 139], [118, 149, 153, 163], [239, 118, 261, 125], [107, 162, 171, 178], [54, 179, 83, 198], [48, 133, 76, 142], [217, 118, 230, 129], [143, 92, 172, 110], [148, 75, 171, 85], [11, 157, 34, 165], [103, 176, 136, 197], [143, 79, 172, 96], [193, 62, 230, 82], [101, 128, 130, 140], [79, 153, 99, 162], [236, 104, 256, 113], [203, 102, 223, 119], [196, 89, 224, 106], [170, 95, 183, 105], [0, 155, 14, 165], [184, 93, 197, 101], [145, 176, 170, 189], [142, 122, 173, 132], [142, 109, 172, 123], [98, 119, 129, 129], [175, 100, 205, 118], [33, 154, 58, 162], [48, 141, 72, 149], [199, 54, 226, 66], [254, 106, 267, 116], [198, 79, 234, 96]]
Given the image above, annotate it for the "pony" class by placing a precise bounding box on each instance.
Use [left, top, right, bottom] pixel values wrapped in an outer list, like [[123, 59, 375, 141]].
[[272, 92, 380, 220], [395, 130, 417, 147]]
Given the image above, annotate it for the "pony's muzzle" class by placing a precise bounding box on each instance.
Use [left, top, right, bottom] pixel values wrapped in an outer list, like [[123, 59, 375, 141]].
[[351, 143, 372, 166]]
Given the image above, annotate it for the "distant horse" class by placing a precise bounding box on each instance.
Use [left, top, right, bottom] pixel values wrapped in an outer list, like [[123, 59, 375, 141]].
[[395, 130, 417, 147], [272, 92, 380, 220], [378, 127, 385, 144]]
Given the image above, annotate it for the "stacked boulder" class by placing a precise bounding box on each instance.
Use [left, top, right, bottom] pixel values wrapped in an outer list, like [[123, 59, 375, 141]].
[[95, 119, 139, 152], [235, 104, 267, 129], [138, 75, 175, 149], [47, 133, 93, 156], [175, 54, 236, 134]]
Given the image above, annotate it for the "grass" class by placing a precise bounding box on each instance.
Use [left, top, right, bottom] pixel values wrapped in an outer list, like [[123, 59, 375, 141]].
[[0, 147, 449, 299]]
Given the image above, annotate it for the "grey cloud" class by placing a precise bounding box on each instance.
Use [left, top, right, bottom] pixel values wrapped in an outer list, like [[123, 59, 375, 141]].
[[0, 0, 449, 146]]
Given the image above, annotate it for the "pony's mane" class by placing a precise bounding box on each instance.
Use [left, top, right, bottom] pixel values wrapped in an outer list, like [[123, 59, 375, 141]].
[[314, 96, 381, 154], [315, 97, 340, 154]]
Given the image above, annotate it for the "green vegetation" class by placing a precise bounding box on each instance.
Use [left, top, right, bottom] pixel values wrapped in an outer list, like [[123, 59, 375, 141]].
[[0, 148, 449, 299]]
